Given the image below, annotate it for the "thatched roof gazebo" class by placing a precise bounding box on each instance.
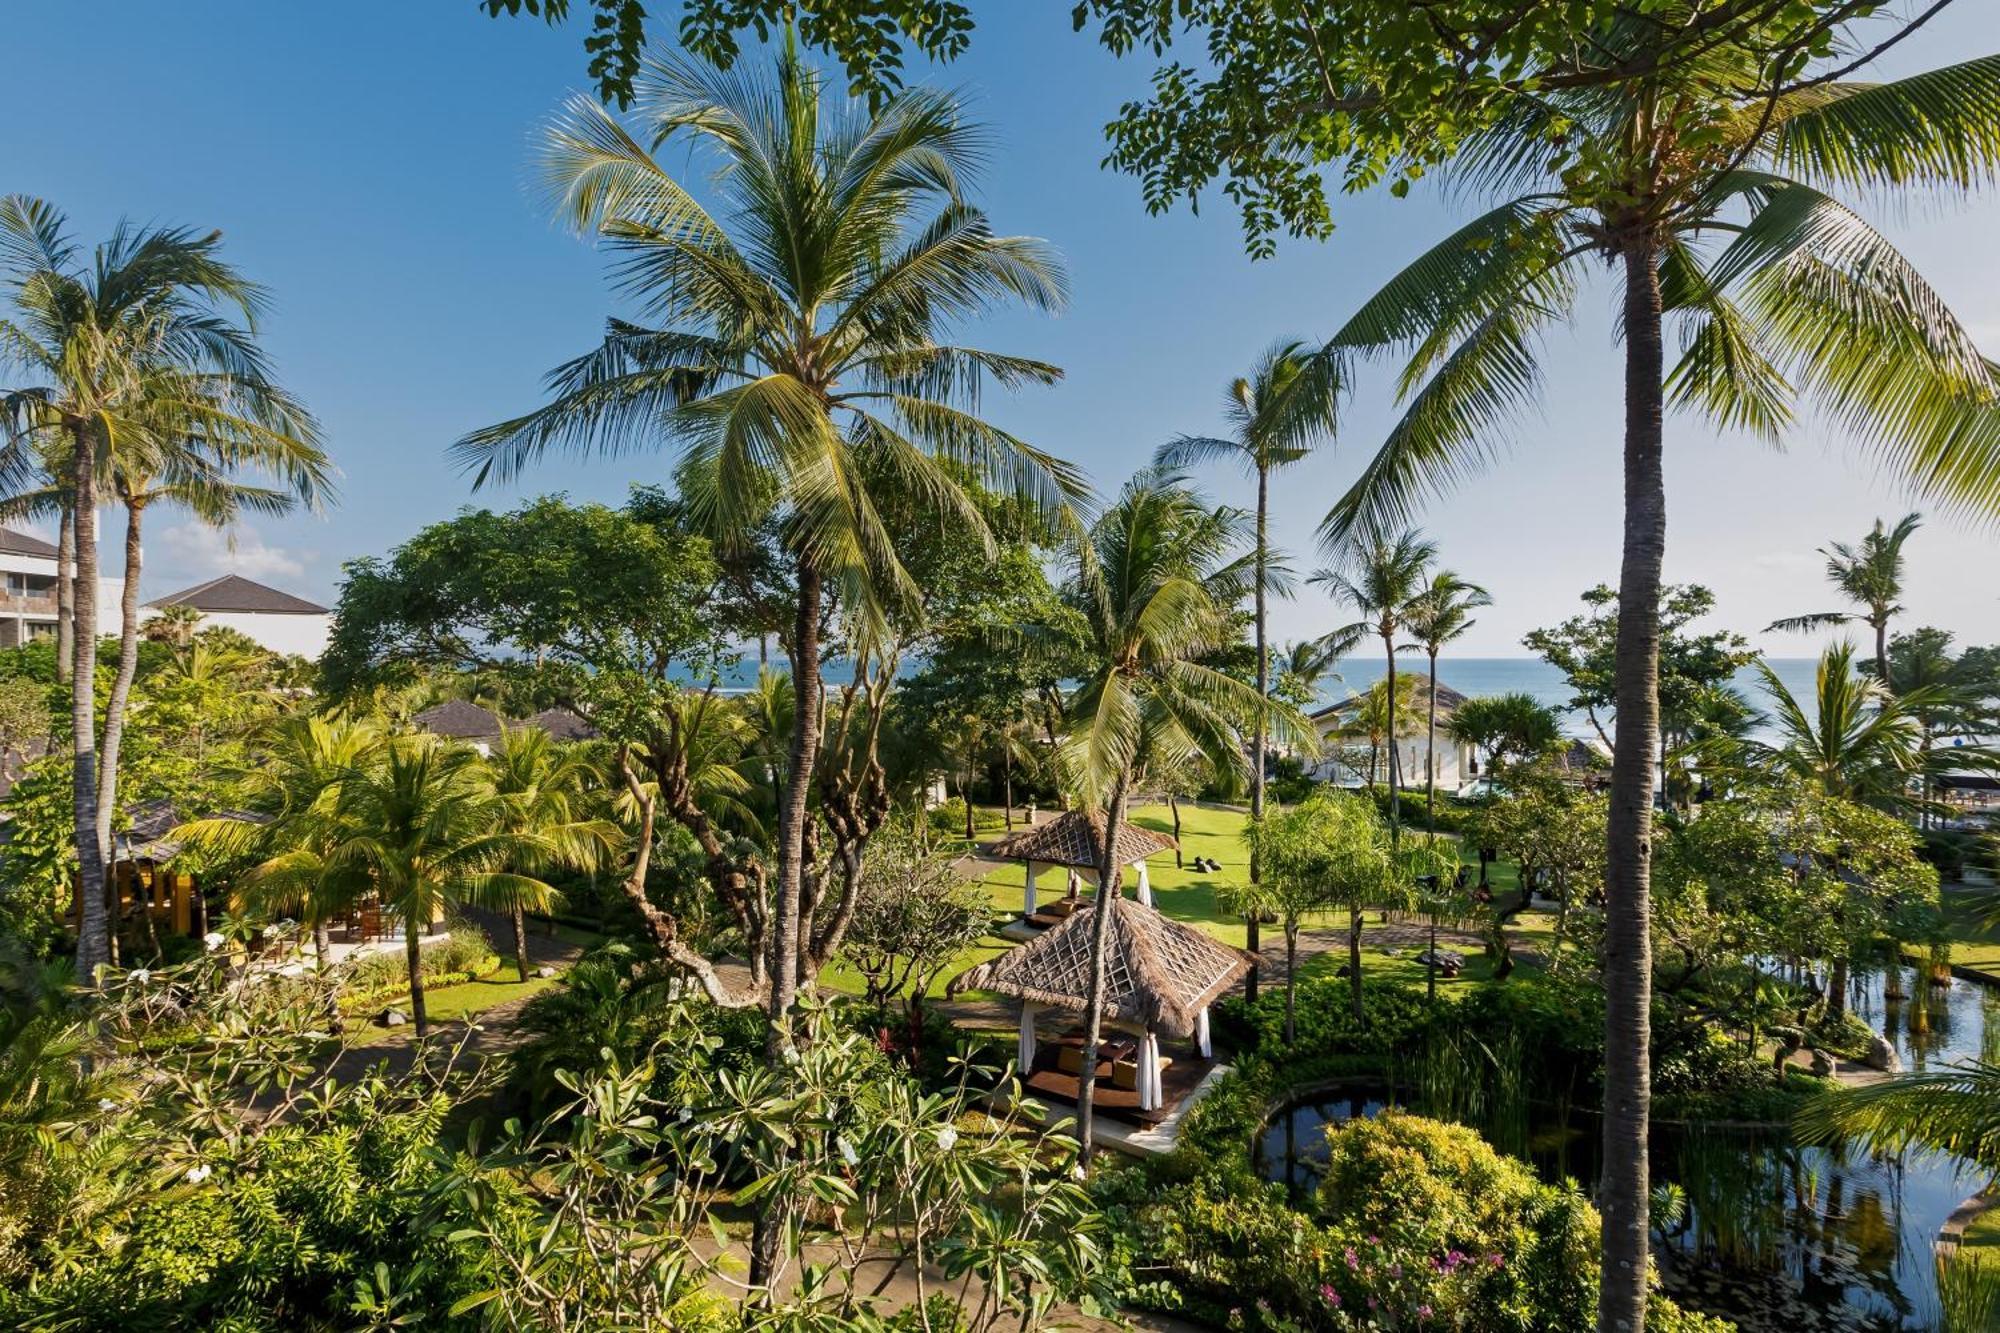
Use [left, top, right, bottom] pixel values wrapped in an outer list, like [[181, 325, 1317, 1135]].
[[986, 808, 1177, 915], [952, 896, 1254, 1112]]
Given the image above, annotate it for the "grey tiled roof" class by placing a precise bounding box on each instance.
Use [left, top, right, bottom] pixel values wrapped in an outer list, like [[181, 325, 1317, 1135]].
[[147, 574, 329, 615]]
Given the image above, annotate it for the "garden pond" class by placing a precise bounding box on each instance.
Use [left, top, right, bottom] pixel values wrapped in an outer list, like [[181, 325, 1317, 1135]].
[[1255, 964, 2000, 1332]]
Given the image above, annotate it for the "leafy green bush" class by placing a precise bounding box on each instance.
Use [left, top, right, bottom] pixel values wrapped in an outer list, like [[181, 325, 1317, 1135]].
[[340, 922, 498, 1008], [1094, 1105, 1727, 1332]]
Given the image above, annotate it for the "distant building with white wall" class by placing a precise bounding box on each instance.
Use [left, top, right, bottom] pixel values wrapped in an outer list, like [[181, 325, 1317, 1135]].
[[144, 574, 332, 658], [0, 526, 122, 648]]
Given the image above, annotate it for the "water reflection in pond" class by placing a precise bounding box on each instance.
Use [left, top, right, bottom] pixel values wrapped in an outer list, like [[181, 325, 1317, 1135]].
[[1254, 965, 1996, 1332]]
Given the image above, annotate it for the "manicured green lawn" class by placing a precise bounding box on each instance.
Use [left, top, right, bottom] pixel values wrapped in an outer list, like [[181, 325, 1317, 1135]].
[[420, 972, 563, 1022], [1937, 884, 2000, 973], [930, 800, 1557, 1000]]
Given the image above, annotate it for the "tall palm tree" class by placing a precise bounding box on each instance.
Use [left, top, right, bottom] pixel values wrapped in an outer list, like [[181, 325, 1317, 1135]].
[[1060, 472, 1291, 1160], [98, 450, 324, 879], [1315, 47, 2000, 1324], [454, 50, 1082, 1054], [0, 196, 323, 979], [1311, 528, 1438, 841], [324, 738, 563, 1039], [485, 724, 617, 982], [1748, 642, 1926, 813], [1400, 570, 1491, 830], [1768, 514, 1922, 688], [1153, 341, 1339, 991]]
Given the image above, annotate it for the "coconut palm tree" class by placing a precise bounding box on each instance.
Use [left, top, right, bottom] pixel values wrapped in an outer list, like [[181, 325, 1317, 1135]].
[[1314, 48, 2000, 1322], [1152, 341, 1340, 977], [0, 196, 323, 979], [1748, 642, 1926, 813], [174, 715, 386, 968], [1311, 528, 1438, 840], [1401, 570, 1490, 830], [485, 724, 618, 982], [1746, 642, 1930, 1019], [1768, 514, 1922, 688], [1060, 472, 1296, 1160], [454, 50, 1082, 1054], [323, 737, 563, 1039], [142, 602, 203, 650]]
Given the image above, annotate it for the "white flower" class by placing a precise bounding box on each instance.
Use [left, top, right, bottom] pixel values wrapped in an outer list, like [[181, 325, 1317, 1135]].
[[935, 1126, 959, 1152], [677, 1106, 693, 1124], [261, 924, 279, 938], [98, 1099, 119, 1112], [837, 1137, 859, 1168], [128, 968, 150, 985], [203, 932, 226, 952], [186, 1163, 212, 1184]]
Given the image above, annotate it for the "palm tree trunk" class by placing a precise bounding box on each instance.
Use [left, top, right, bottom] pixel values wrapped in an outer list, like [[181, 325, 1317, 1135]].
[[1247, 464, 1269, 1002], [1283, 923, 1298, 1044], [69, 427, 108, 981], [405, 918, 429, 1039], [751, 559, 824, 1298], [1384, 632, 1401, 843], [1076, 771, 1132, 1163], [55, 506, 73, 688], [1598, 239, 1665, 1333], [1002, 743, 1013, 828], [95, 496, 146, 870], [1169, 792, 1183, 867], [1426, 648, 1441, 833], [514, 901, 532, 982], [1347, 900, 1364, 1022], [766, 558, 823, 1056], [1874, 617, 1891, 694]]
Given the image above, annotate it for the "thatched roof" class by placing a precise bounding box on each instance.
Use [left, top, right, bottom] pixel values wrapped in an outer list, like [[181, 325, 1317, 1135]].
[[1311, 678, 1469, 723], [950, 896, 1255, 1038], [986, 808, 1176, 869]]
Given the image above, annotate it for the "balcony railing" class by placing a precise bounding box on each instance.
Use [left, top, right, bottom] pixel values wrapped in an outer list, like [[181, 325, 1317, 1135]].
[[0, 593, 57, 614]]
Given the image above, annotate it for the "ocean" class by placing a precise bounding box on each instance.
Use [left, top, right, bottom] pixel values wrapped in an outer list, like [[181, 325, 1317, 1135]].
[[712, 654, 1827, 737]]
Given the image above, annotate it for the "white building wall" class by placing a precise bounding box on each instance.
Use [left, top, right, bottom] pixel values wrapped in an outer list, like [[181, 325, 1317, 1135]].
[[157, 609, 331, 659], [0, 548, 122, 642]]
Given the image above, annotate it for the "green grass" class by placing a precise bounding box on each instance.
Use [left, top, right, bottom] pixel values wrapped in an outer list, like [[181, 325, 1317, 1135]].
[[1937, 884, 2000, 974], [930, 801, 1557, 999], [1963, 1202, 2000, 1255], [418, 971, 563, 1022]]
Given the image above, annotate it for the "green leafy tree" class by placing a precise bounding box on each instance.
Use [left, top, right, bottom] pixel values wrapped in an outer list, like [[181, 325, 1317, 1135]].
[[1311, 528, 1437, 842], [1239, 789, 1399, 1035], [0, 196, 324, 980], [1767, 513, 1922, 686], [454, 50, 1082, 1067], [1401, 569, 1491, 828], [1446, 691, 1563, 786]]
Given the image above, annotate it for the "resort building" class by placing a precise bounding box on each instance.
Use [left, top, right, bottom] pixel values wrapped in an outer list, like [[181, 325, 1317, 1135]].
[[411, 700, 598, 755], [0, 525, 122, 647], [145, 573, 332, 658], [1308, 679, 1478, 794]]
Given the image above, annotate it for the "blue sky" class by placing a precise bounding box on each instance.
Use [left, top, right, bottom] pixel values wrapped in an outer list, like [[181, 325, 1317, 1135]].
[[7, 2, 1999, 655]]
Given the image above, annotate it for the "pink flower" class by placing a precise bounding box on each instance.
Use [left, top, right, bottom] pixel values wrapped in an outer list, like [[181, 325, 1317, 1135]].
[[1345, 1246, 1360, 1270], [1418, 1305, 1433, 1320], [1320, 1285, 1341, 1308]]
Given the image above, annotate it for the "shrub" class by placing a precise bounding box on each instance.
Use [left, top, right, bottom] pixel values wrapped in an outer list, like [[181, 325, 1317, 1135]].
[[339, 922, 499, 1010]]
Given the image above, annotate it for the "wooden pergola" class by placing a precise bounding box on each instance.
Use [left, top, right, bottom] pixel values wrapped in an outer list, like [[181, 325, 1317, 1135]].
[[952, 896, 1254, 1112], [986, 809, 1177, 916]]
